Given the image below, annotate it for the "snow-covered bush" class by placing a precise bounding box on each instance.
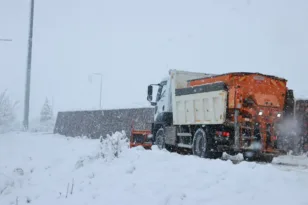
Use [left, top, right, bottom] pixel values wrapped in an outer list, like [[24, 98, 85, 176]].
[[0, 173, 14, 196], [0, 90, 19, 133], [99, 131, 129, 160], [75, 131, 129, 169]]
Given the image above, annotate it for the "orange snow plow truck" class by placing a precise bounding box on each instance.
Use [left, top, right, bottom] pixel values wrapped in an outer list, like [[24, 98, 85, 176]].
[[145, 69, 291, 162]]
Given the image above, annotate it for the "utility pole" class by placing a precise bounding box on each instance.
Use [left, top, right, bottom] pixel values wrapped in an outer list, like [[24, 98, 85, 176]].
[[23, 0, 35, 130], [89, 73, 103, 109]]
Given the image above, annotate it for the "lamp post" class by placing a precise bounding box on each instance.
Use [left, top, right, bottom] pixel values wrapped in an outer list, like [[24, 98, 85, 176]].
[[89, 73, 103, 109]]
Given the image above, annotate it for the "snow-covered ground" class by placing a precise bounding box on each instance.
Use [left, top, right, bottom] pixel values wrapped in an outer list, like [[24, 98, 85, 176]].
[[273, 153, 308, 167], [1, 132, 308, 205]]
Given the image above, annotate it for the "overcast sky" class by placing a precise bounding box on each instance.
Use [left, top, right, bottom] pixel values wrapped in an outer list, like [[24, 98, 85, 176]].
[[1, 0, 308, 121]]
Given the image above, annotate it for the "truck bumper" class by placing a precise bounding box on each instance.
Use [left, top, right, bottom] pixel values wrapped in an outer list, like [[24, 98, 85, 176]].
[[129, 142, 152, 149], [216, 145, 282, 158]]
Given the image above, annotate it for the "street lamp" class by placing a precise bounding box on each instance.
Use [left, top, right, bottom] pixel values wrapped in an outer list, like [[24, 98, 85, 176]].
[[89, 73, 103, 109]]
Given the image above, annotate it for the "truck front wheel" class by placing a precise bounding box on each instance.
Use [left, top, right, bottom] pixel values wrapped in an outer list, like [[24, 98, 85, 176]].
[[155, 128, 165, 150], [192, 128, 208, 158]]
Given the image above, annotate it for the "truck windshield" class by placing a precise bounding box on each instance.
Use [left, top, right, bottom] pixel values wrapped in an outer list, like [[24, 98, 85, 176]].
[[156, 80, 167, 102]]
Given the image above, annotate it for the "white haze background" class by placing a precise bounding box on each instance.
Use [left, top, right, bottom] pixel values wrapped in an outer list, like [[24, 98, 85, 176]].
[[0, 0, 308, 121]]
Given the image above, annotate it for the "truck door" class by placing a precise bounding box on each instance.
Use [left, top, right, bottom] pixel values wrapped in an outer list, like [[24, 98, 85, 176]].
[[154, 80, 168, 120]]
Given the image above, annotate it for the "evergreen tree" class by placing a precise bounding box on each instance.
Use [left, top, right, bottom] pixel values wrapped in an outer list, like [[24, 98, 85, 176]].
[[40, 98, 53, 123]]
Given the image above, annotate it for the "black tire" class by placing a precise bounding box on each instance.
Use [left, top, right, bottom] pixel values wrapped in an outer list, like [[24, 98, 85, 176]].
[[192, 128, 208, 158], [155, 128, 165, 150], [265, 156, 274, 163]]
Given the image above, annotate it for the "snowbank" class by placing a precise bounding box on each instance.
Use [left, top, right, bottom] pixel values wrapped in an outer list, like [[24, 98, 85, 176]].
[[0, 121, 22, 134], [0, 117, 55, 134], [273, 153, 308, 167], [1, 131, 308, 205], [28, 118, 55, 133]]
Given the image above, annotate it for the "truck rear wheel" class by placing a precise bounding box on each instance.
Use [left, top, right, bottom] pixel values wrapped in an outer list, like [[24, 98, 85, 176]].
[[155, 128, 165, 150], [192, 128, 208, 158]]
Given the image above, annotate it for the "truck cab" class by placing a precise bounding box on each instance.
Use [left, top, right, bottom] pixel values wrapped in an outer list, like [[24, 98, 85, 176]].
[[149, 77, 172, 124], [147, 70, 211, 146]]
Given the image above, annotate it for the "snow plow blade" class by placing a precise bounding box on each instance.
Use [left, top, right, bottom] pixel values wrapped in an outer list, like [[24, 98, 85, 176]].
[[129, 128, 153, 149]]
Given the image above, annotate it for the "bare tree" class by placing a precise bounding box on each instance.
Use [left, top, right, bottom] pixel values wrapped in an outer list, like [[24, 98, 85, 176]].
[[0, 90, 18, 127]]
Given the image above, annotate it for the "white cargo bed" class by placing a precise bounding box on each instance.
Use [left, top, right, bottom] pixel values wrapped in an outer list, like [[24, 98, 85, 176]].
[[169, 70, 227, 125]]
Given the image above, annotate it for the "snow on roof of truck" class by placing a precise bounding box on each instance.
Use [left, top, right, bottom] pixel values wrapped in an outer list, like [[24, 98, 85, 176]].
[[169, 69, 216, 75], [160, 76, 169, 83], [187, 72, 287, 82]]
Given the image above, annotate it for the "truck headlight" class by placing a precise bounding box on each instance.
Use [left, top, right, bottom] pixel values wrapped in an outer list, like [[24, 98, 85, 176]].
[[277, 113, 281, 118]]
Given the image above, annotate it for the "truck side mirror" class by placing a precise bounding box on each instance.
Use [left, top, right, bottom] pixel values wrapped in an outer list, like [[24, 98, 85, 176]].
[[147, 85, 153, 102]]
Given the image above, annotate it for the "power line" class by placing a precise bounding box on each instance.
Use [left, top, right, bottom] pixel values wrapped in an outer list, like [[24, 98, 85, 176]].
[[0, 39, 12, 42]]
